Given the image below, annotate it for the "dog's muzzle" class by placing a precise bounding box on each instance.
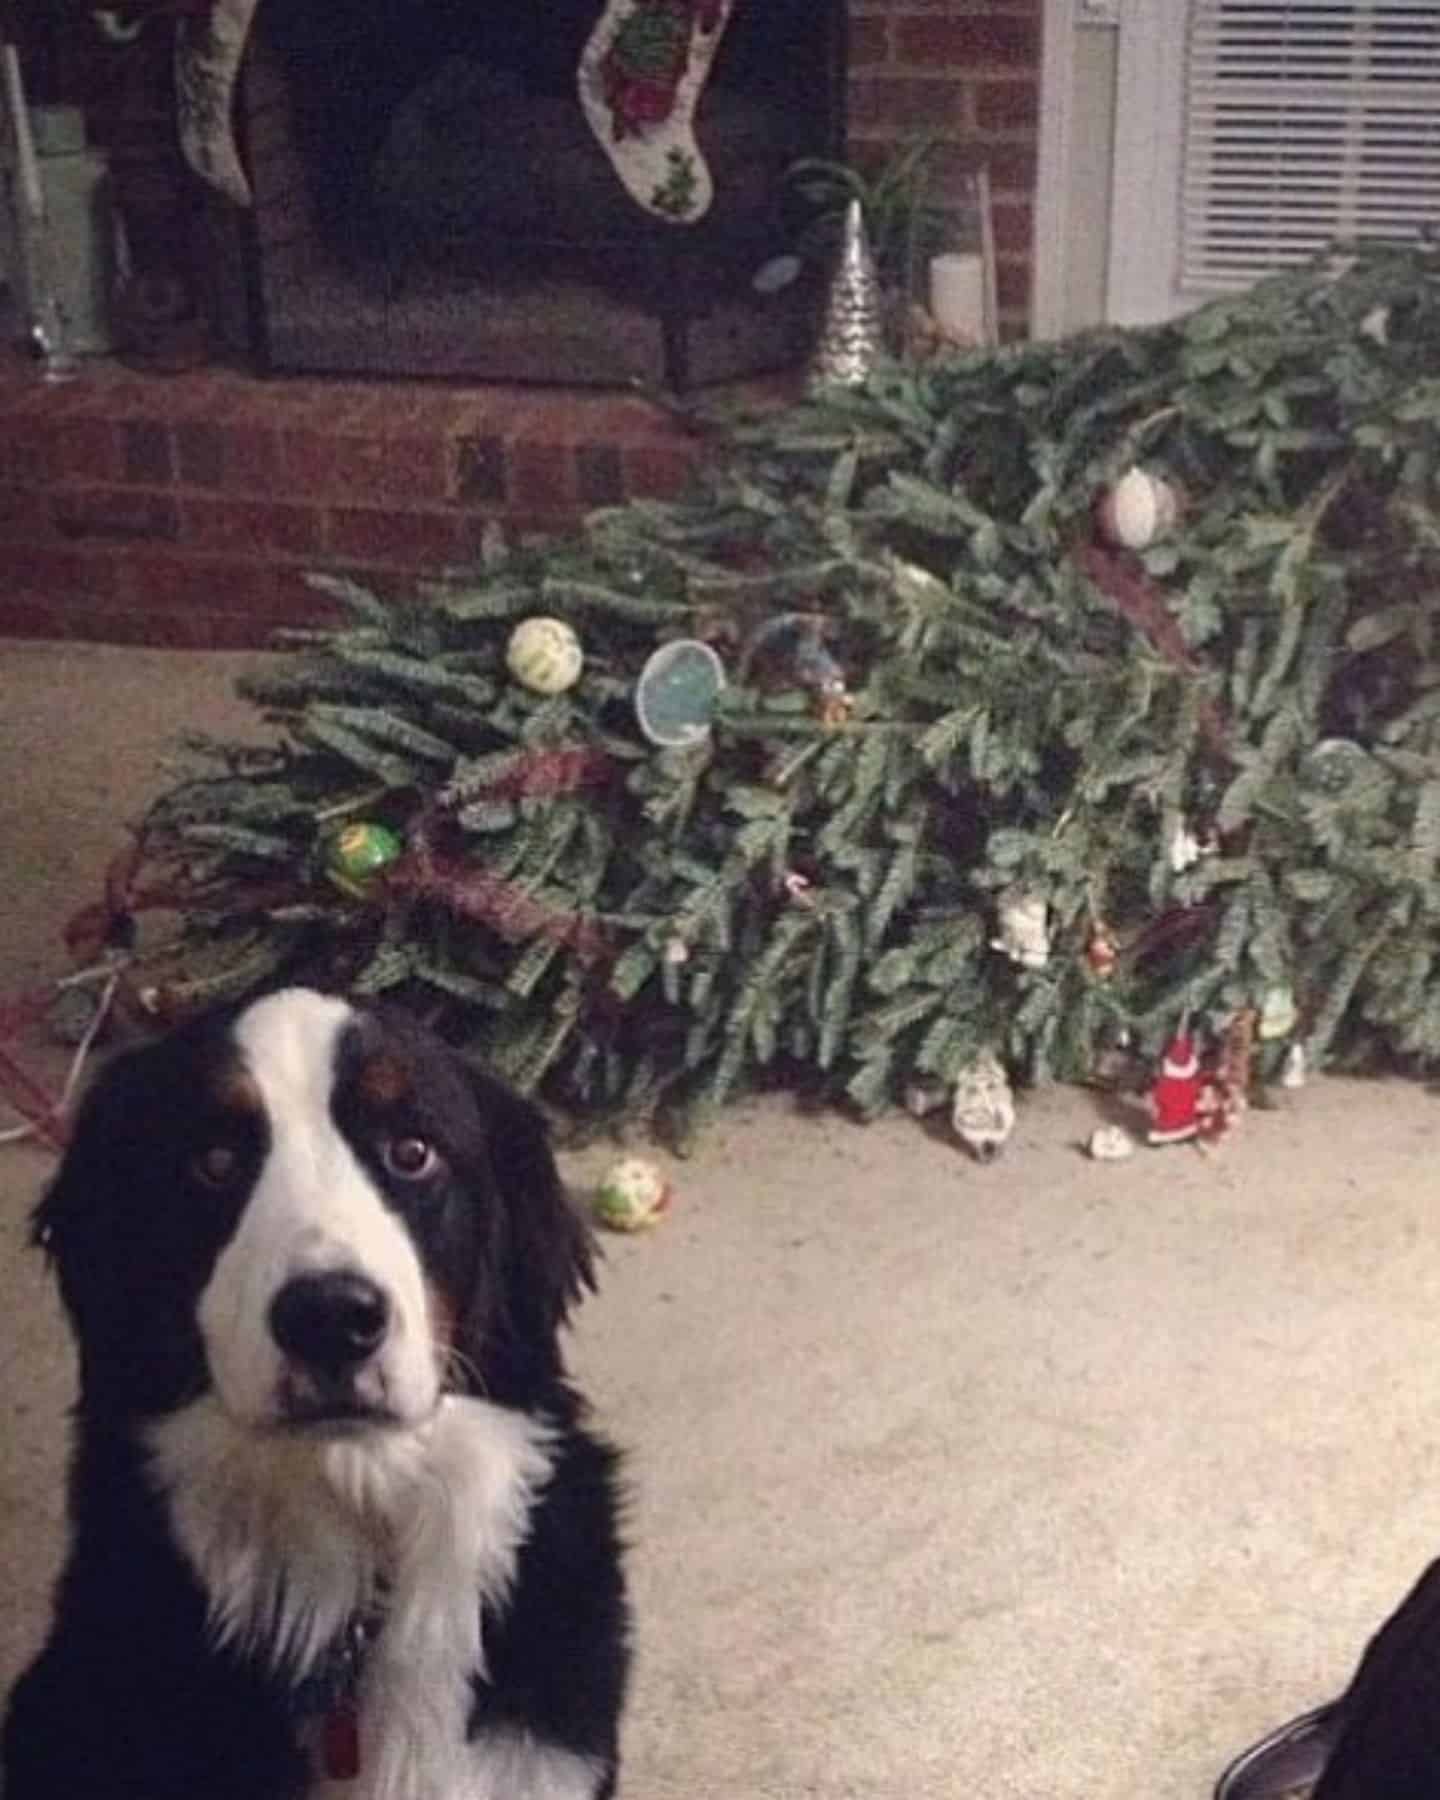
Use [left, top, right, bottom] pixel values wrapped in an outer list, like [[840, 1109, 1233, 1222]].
[[268, 1270, 393, 1422]]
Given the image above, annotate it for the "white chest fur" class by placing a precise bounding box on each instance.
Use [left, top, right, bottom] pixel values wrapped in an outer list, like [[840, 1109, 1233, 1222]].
[[146, 1395, 591, 1800], [309, 1730, 604, 1800]]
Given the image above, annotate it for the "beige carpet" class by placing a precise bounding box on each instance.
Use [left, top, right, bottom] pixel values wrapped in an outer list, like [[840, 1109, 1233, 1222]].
[[3, 640, 1440, 1799]]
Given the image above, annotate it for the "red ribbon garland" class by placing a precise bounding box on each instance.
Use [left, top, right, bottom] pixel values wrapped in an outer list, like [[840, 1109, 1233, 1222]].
[[1, 741, 620, 1147]]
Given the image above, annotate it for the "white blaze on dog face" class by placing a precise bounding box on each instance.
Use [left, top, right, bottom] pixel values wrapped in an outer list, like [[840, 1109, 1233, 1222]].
[[197, 989, 440, 1430]]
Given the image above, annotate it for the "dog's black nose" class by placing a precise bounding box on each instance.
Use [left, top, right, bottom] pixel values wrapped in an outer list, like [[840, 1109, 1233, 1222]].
[[268, 1272, 391, 1373]]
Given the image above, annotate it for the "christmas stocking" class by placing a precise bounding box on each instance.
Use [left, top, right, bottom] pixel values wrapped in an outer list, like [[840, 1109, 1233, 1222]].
[[174, 0, 263, 207], [578, 0, 735, 224]]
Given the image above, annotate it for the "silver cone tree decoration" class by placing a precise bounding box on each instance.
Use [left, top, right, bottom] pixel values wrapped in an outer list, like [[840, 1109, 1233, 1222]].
[[809, 197, 884, 389]]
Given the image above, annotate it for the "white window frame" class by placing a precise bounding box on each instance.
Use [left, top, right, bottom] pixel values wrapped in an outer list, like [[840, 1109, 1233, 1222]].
[[1105, 1, 1191, 326], [1032, 0, 1081, 338]]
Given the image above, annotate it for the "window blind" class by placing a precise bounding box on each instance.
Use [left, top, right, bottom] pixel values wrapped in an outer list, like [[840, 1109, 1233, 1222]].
[[1179, 1, 1440, 292]]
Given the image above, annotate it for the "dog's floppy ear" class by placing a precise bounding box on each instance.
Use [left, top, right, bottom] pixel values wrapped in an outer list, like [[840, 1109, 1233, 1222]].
[[34, 1042, 152, 1300], [31, 1038, 206, 1409], [460, 1065, 597, 1393]]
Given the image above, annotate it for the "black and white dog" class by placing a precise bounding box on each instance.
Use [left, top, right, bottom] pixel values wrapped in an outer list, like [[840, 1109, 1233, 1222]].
[[2, 987, 629, 1800]]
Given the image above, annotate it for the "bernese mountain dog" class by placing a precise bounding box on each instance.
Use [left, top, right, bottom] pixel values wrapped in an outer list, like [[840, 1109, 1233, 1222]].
[[2, 987, 629, 1800]]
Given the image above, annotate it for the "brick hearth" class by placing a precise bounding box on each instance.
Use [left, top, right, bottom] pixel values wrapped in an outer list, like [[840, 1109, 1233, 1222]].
[[0, 356, 747, 648]]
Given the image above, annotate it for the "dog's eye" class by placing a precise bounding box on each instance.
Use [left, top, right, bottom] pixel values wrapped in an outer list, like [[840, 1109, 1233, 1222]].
[[191, 1144, 242, 1190], [382, 1136, 439, 1180]]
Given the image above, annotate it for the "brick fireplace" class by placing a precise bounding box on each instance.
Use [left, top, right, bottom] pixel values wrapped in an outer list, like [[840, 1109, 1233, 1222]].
[[0, 0, 1041, 649]]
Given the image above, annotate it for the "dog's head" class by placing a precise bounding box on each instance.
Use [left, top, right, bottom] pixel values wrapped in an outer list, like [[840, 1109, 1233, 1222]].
[[36, 987, 594, 1430]]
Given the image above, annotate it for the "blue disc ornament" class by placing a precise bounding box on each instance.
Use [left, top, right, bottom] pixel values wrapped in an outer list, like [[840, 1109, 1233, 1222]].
[[635, 639, 726, 748]]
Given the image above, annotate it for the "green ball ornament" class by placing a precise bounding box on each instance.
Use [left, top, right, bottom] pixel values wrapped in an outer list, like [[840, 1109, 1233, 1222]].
[[325, 821, 403, 898], [506, 616, 584, 695], [592, 1157, 671, 1232]]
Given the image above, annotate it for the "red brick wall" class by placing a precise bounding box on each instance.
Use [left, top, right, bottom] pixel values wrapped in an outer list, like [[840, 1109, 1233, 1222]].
[[0, 364, 717, 648], [846, 1, 1042, 336]]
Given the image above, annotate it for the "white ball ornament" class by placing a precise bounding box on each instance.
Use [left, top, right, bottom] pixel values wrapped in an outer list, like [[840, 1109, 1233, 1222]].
[[506, 616, 583, 695], [1098, 466, 1180, 550]]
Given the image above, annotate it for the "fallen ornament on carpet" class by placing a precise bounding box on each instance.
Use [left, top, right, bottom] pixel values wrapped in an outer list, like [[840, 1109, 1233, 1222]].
[[1087, 1124, 1136, 1161], [593, 1156, 672, 1231], [951, 1051, 1016, 1162], [1147, 1028, 1203, 1145]]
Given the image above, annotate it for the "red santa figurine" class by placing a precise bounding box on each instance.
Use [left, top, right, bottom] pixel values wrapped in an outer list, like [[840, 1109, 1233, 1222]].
[[1147, 1029, 1203, 1145]]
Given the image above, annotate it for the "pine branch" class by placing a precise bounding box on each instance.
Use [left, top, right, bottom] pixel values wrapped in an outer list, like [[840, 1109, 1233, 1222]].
[[116, 241, 1440, 1135]]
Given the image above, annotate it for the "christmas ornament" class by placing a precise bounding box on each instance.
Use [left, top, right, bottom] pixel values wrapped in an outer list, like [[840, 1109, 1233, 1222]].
[[506, 617, 584, 695], [1209, 1006, 1256, 1137], [1196, 1073, 1238, 1148], [324, 821, 403, 899], [1088, 1124, 1136, 1161], [1168, 823, 1203, 873], [1096, 466, 1181, 550], [781, 870, 818, 909], [816, 680, 855, 728], [810, 198, 884, 390], [635, 639, 726, 746], [593, 1156, 671, 1231], [1281, 1043, 1308, 1089], [1147, 1028, 1202, 1145], [663, 936, 690, 965], [951, 1050, 1016, 1162], [577, 0, 735, 223], [1258, 985, 1298, 1040], [1085, 924, 1118, 978], [738, 614, 852, 724], [1301, 737, 1376, 798], [175, 0, 262, 205], [789, 630, 846, 694], [991, 892, 1050, 969]]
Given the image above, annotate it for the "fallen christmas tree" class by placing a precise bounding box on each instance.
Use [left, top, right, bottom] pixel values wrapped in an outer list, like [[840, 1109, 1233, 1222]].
[[97, 242, 1440, 1146]]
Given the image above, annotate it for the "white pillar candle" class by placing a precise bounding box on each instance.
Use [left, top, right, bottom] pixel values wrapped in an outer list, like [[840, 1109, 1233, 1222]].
[[928, 251, 985, 339], [1, 44, 46, 221]]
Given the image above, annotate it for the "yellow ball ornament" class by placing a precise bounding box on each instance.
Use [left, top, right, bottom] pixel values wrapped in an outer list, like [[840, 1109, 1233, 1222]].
[[506, 616, 583, 695]]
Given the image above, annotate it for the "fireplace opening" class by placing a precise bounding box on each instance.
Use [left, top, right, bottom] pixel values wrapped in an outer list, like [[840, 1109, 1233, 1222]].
[[230, 0, 846, 388]]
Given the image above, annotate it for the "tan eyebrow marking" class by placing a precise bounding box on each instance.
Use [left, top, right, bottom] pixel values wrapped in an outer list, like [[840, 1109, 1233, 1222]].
[[356, 1053, 414, 1109], [208, 1066, 263, 1115]]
